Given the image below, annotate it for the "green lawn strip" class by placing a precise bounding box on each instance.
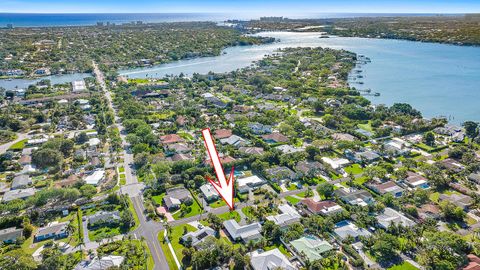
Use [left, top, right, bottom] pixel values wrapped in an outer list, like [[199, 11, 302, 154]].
[[285, 196, 301, 205], [388, 261, 418, 270], [158, 224, 197, 269], [128, 197, 140, 231], [119, 167, 125, 173], [172, 199, 203, 220], [287, 184, 298, 191], [77, 209, 84, 244], [8, 139, 27, 151], [119, 174, 126, 185], [143, 241, 155, 270], [217, 211, 241, 222]]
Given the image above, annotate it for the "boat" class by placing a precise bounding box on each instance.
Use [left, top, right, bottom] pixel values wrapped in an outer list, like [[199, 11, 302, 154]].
[[374, 92, 380, 96]]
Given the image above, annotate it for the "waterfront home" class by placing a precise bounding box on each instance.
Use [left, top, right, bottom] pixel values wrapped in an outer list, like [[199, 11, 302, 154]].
[[0, 227, 23, 244], [84, 170, 105, 186], [248, 123, 272, 135], [300, 199, 343, 216], [181, 226, 216, 248], [262, 132, 289, 144], [265, 204, 301, 228], [2, 187, 36, 202], [334, 220, 371, 241], [223, 219, 262, 243], [88, 211, 121, 227], [237, 175, 266, 193], [250, 248, 295, 270], [200, 183, 219, 201], [163, 187, 193, 211], [335, 187, 374, 206], [290, 235, 333, 261], [368, 181, 404, 198], [11, 174, 32, 190], [34, 221, 69, 242], [295, 160, 326, 178], [72, 80, 86, 92], [376, 207, 416, 229], [264, 166, 299, 183]]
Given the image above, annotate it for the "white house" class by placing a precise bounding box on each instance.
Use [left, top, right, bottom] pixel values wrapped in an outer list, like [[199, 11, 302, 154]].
[[84, 170, 105, 186]]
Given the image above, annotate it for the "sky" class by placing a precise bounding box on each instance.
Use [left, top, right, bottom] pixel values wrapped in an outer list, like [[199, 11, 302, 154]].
[[1, 0, 480, 14]]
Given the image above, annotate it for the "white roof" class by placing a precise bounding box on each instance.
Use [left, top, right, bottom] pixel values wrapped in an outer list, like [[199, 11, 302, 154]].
[[84, 170, 104, 186], [72, 80, 86, 92], [250, 249, 296, 270], [266, 204, 301, 227], [74, 255, 124, 270], [200, 183, 218, 198], [223, 219, 262, 242], [237, 175, 264, 188], [376, 207, 415, 229], [321, 157, 350, 169], [88, 138, 101, 146]]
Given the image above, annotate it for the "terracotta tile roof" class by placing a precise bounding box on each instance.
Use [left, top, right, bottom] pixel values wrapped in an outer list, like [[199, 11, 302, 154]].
[[214, 129, 233, 139], [160, 134, 184, 144], [301, 198, 338, 214], [262, 132, 289, 143]]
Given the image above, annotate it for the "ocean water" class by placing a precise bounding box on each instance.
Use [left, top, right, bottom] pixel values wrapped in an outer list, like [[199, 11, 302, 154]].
[[0, 13, 230, 27], [0, 13, 448, 27]]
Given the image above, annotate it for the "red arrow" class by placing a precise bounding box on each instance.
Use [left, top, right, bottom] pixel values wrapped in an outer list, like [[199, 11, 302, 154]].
[[201, 128, 235, 210]]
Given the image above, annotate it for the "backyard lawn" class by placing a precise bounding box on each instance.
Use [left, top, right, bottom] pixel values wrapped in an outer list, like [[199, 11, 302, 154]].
[[285, 196, 301, 205], [345, 164, 364, 175]]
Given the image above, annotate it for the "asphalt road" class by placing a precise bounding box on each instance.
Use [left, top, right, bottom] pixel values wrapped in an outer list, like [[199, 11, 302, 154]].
[[94, 61, 169, 270]]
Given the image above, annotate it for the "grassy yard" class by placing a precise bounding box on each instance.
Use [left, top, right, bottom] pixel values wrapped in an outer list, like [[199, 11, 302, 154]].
[[285, 196, 301, 205], [217, 210, 241, 222], [345, 164, 363, 175], [151, 194, 165, 206], [242, 206, 256, 220], [354, 176, 369, 185], [88, 225, 121, 241], [358, 121, 373, 132], [119, 166, 125, 173], [264, 241, 291, 257], [8, 139, 27, 151], [158, 224, 197, 270], [388, 261, 418, 270], [172, 199, 203, 220], [209, 198, 240, 208]]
